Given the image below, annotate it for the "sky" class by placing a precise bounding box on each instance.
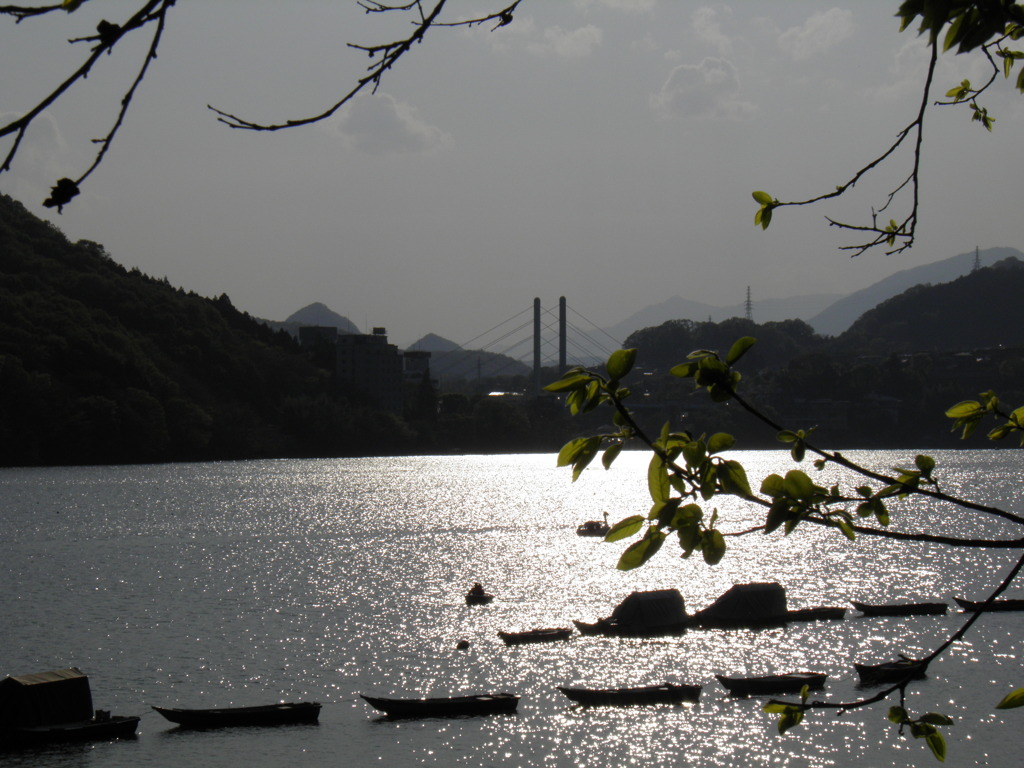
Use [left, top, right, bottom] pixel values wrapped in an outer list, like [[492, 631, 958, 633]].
[[2, 1, 1022, 349]]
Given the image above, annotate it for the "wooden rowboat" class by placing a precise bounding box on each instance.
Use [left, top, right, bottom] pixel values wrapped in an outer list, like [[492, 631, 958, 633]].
[[3, 715, 140, 745], [360, 693, 519, 718], [151, 702, 321, 729], [854, 658, 926, 686], [557, 683, 701, 706], [715, 672, 826, 697], [954, 597, 1024, 612], [498, 627, 572, 646], [851, 601, 948, 616]]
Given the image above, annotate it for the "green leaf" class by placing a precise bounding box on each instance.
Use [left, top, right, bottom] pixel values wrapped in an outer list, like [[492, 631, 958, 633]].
[[752, 190, 774, 205], [617, 528, 665, 570], [764, 499, 789, 534], [719, 459, 752, 497], [606, 514, 645, 542], [919, 713, 954, 726], [606, 348, 637, 381], [945, 400, 982, 418], [601, 442, 623, 470], [725, 336, 756, 365], [996, 688, 1024, 709], [669, 361, 698, 379], [837, 518, 856, 541], [556, 437, 590, 467], [701, 529, 726, 565], [707, 432, 735, 454], [760, 473, 785, 498], [647, 456, 670, 503], [926, 731, 947, 762], [783, 469, 815, 500], [915, 454, 936, 474], [544, 373, 591, 393], [888, 706, 909, 724]]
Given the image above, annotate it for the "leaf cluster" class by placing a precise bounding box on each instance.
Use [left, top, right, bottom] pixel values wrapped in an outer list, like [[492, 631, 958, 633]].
[[887, 706, 954, 762]]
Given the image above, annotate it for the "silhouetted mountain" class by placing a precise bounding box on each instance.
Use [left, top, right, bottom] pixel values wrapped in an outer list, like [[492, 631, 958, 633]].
[[0, 193, 403, 466], [427, 348, 531, 381], [836, 257, 1024, 353], [603, 293, 841, 345], [810, 247, 1024, 336], [286, 302, 360, 332], [407, 333, 462, 352]]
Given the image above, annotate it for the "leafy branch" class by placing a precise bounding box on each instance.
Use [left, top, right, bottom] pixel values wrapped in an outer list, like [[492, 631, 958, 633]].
[[546, 337, 1024, 761], [752, 3, 1024, 256]]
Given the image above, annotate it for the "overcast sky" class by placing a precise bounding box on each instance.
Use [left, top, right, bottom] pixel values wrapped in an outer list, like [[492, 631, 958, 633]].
[[2, 1, 1021, 349]]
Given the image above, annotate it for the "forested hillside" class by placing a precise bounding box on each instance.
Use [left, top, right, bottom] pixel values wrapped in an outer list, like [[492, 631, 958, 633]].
[[0, 194, 404, 465]]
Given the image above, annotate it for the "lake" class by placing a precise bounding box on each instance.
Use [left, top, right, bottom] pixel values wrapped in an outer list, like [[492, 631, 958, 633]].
[[1, 450, 1021, 767]]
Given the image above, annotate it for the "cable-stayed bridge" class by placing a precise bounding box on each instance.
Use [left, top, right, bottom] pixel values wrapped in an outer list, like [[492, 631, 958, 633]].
[[422, 298, 623, 391]]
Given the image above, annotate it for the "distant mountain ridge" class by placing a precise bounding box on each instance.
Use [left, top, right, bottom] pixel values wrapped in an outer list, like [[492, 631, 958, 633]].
[[809, 247, 1023, 336]]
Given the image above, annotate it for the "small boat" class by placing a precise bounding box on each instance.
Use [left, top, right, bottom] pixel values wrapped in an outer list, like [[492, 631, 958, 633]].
[[465, 583, 494, 605], [151, 702, 321, 729], [854, 657, 926, 686], [715, 672, 827, 697], [498, 627, 573, 646], [557, 683, 701, 706], [954, 596, 1024, 612], [3, 713, 141, 746], [576, 512, 610, 537], [852, 600, 948, 616], [360, 693, 519, 719], [572, 618, 608, 636], [0, 668, 139, 747], [784, 607, 847, 622]]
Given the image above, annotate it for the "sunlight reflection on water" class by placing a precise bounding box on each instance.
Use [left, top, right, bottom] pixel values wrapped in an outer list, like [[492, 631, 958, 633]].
[[1, 450, 1022, 767]]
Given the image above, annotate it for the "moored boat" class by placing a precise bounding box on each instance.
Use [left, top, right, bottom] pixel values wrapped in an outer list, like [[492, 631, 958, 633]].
[[498, 627, 572, 646], [784, 607, 847, 622], [715, 672, 826, 697], [360, 693, 519, 718], [465, 583, 494, 605], [854, 657, 926, 685], [852, 600, 948, 616], [954, 596, 1024, 612], [576, 512, 610, 537], [3, 714, 140, 746], [0, 668, 139, 747], [151, 702, 321, 729], [557, 683, 701, 706]]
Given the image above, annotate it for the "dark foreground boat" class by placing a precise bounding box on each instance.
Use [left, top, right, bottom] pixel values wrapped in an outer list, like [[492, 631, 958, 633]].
[[852, 601, 948, 616], [0, 668, 139, 747], [558, 683, 701, 707], [498, 627, 573, 646], [715, 672, 827, 697], [3, 714, 140, 746], [151, 702, 321, 729], [360, 693, 519, 718], [854, 658, 926, 686], [784, 607, 847, 622], [954, 597, 1024, 612]]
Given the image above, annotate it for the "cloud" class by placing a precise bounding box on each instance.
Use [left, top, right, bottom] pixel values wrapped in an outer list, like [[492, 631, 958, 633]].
[[778, 8, 855, 61], [334, 94, 452, 156], [692, 6, 734, 55], [650, 57, 756, 120], [573, 0, 656, 11], [475, 15, 602, 59], [528, 24, 604, 58]]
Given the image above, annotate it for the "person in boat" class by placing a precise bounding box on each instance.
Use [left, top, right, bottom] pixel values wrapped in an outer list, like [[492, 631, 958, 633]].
[[468, 582, 486, 597]]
